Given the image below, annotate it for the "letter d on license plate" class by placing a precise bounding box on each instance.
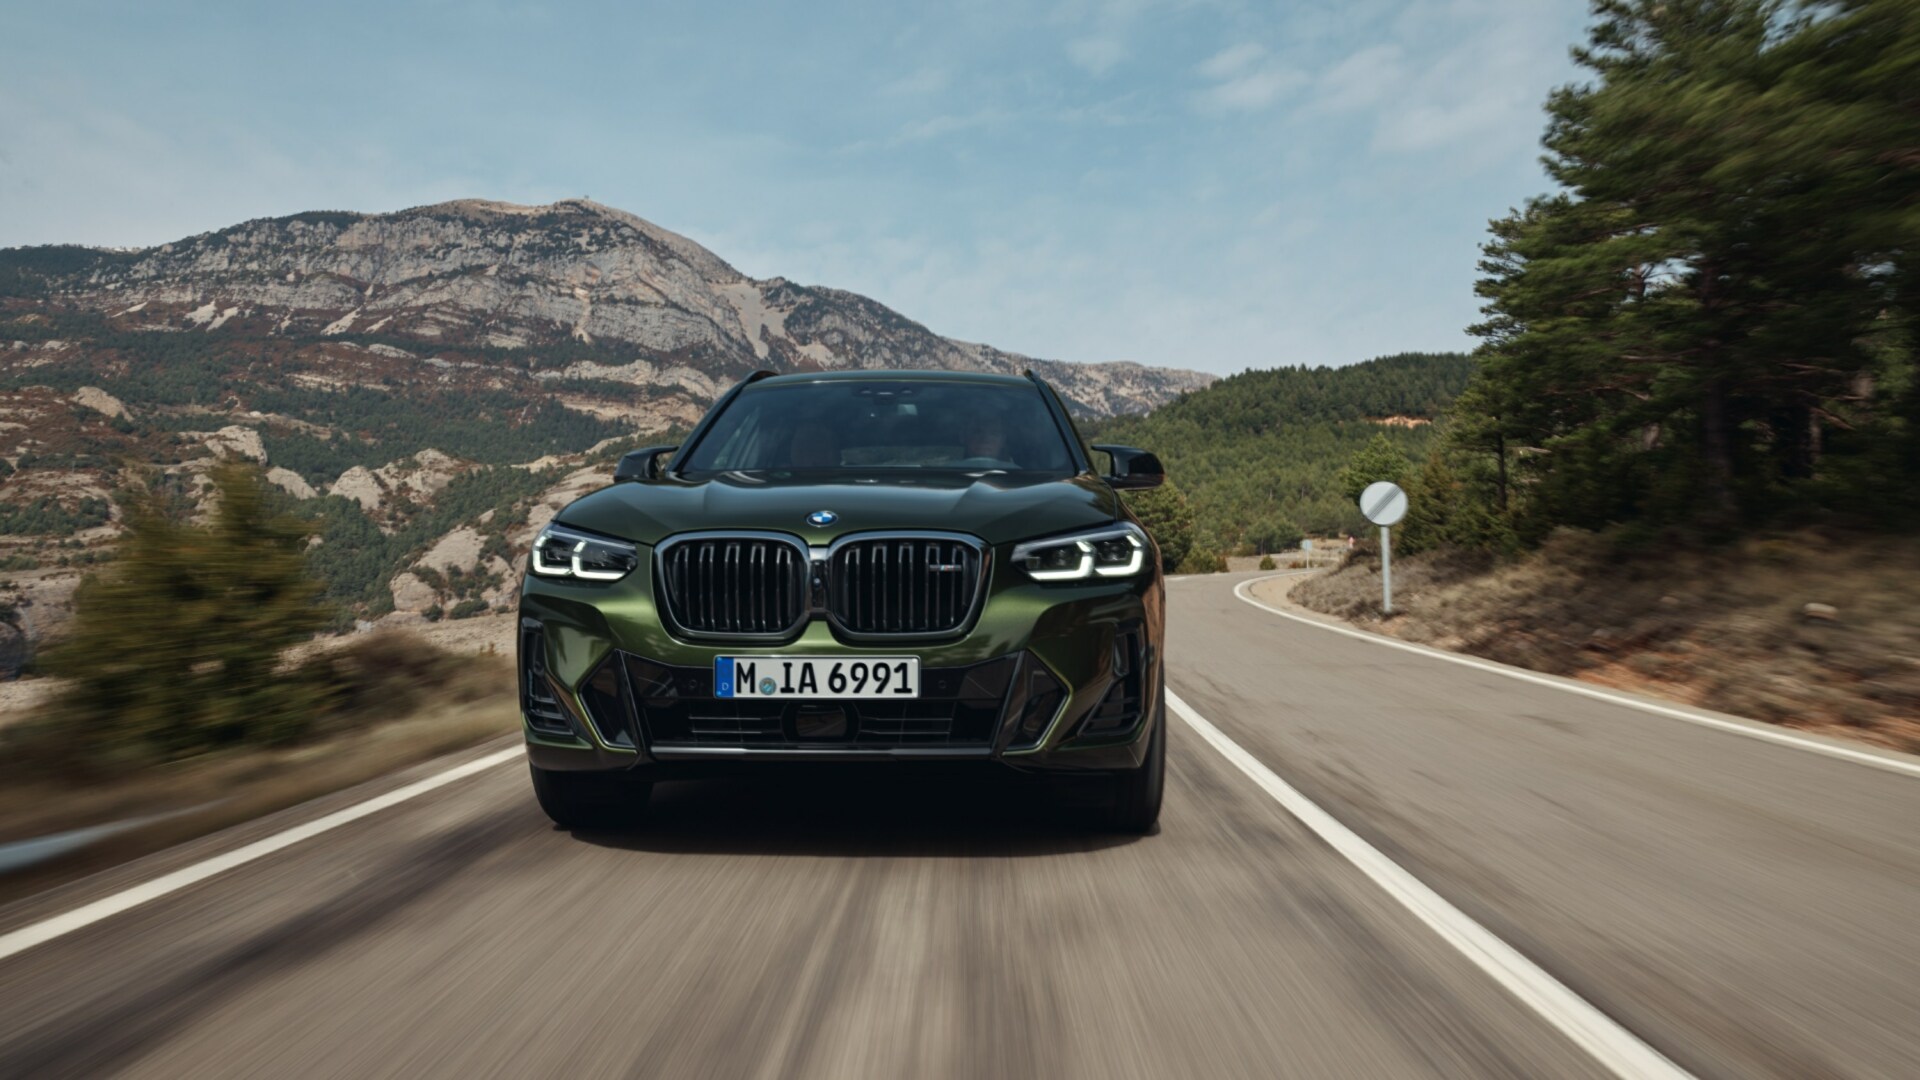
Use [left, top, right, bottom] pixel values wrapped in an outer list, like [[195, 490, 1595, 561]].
[[714, 656, 920, 699]]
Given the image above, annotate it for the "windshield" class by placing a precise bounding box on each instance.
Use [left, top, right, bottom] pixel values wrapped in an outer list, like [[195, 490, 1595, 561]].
[[681, 380, 1078, 477]]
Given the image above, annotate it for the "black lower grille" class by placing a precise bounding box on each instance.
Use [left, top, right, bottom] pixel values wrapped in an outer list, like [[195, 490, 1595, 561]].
[[1008, 661, 1067, 750], [659, 534, 808, 637], [626, 653, 1018, 749], [830, 535, 984, 637], [519, 627, 573, 735], [578, 655, 635, 748], [1077, 627, 1145, 737]]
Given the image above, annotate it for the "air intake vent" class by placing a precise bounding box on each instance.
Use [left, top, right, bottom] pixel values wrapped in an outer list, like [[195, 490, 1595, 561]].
[[658, 534, 809, 639], [829, 534, 985, 637], [1008, 660, 1066, 750], [578, 655, 635, 748], [1078, 627, 1145, 738], [520, 627, 573, 735]]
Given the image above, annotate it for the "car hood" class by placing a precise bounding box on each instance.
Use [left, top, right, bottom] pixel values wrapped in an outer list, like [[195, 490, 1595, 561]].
[[556, 470, 1122, 547]]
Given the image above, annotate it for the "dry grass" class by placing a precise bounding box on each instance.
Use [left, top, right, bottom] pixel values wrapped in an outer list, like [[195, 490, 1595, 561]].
[[1291, 528, 1920, 753]]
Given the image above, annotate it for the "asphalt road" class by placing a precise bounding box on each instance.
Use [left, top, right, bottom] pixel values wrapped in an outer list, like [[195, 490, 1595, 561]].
[[3, 571, 1917, 1079]]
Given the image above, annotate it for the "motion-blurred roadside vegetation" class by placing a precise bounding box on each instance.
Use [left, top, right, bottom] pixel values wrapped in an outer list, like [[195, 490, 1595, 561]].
[[5, 464, 497, 773], [1422, 0, 1918, 550]]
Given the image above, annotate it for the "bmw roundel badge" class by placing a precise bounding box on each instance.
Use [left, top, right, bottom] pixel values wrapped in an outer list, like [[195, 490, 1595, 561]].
[[806, 510, 838, 527]]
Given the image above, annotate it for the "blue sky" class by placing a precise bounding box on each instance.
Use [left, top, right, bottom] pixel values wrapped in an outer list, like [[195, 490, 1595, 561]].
[[0, 1, 1591, 376]]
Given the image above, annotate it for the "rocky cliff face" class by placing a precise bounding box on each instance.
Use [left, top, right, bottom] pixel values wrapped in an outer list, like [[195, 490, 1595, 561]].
[[32, 198, 1211, 415]]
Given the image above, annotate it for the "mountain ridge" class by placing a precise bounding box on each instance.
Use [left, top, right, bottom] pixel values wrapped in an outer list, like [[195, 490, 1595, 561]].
[[3, 197, 1212, 416]]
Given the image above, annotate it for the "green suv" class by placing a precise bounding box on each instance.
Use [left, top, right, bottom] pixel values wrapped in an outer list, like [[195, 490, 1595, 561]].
[[518, 369, 1169, 831]]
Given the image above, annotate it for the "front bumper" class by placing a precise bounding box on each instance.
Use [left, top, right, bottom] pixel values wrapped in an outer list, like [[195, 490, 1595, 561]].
[[518, 542, 1163, 776]]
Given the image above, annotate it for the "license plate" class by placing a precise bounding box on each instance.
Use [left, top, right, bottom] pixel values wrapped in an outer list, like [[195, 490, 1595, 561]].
[[714, 656, 920, 699]]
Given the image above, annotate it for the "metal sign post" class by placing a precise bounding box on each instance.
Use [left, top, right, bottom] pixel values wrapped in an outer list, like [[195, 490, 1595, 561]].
[[1381, 525, 1392, 613], [1358, 481, 1407, 615]]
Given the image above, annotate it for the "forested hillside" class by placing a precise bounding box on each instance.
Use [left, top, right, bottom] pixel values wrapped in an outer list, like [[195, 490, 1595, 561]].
[[1410, 0, 1920, 550], [1084, 353, 1473, 552]]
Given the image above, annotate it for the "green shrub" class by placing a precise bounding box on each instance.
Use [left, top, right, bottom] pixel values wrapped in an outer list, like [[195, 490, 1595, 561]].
[[1175, 548, 1228, 574], [0, 496, 112, 535], [38, 464, 330, 767], [1258, 554, 1277, 570]]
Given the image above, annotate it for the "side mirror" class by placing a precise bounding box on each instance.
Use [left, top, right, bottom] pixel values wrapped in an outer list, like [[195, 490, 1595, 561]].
[[1091, 444, 1165, 490], [615, 445, 679, 483]]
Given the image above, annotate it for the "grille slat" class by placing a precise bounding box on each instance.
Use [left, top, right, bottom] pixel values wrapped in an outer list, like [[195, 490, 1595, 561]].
[[660, 536, 808, 638], [828, 535, 982, 637]]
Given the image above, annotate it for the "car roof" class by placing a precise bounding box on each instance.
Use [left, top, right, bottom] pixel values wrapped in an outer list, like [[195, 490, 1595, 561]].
[[748, 369, 1042, 390]]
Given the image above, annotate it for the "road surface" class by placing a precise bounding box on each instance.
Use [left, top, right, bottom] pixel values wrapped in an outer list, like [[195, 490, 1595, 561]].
[[2, 571, 1916, 1079]]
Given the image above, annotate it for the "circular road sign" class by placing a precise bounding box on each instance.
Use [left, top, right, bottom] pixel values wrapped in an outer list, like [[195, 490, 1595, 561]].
[[1359, 481, 1407, 527]]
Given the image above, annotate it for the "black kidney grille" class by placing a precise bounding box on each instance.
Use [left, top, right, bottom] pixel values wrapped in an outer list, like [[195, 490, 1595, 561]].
[[831, 537, 982, 635], [661, 537, 807, 636]]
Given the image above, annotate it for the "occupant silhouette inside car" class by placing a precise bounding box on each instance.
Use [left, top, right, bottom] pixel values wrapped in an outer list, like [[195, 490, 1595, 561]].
[[956, 418, 1017, 468], [788, 423, 839, 468]]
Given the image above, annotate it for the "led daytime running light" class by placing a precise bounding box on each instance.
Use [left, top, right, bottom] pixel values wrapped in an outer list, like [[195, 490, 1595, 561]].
[[530, 526, 637, 581], [1014, 524, 1150, 582]]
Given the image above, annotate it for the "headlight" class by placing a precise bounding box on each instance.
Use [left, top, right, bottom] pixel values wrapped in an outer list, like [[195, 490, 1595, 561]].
[[530, 523, 639, 581], [1012, 523, 1149, 582]]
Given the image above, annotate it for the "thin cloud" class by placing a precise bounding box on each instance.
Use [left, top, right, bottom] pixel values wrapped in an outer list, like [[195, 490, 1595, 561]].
[[1200, 68, 1306, 111], [1313, 44, 1404, 113], [1067, 36, 1128, 75], [1300, 5, 1573, 162], [893, 110, 1004, 142], [882, 65, 951, 96], [1197, 42, 1265, 80], [1193, 43, 1304, 112]]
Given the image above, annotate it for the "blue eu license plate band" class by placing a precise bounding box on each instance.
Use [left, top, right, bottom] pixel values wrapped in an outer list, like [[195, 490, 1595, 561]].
[[714, 656, 736, 698]]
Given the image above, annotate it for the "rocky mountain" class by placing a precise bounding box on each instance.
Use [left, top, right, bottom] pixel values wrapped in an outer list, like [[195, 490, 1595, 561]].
[[0, 199, 1212, 650], [2, 198, 1209, 415]]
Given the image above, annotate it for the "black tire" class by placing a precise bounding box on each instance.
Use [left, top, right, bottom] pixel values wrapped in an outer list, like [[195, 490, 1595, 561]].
[[529, 764, 652, 830], [1105, 688, 1165, 833]]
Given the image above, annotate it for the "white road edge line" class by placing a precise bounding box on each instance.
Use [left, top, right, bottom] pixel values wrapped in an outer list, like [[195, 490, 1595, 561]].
[[1232, 575, 1920, 780], [1167, 690, 1692, 1080], [0, 745, 525, 964]]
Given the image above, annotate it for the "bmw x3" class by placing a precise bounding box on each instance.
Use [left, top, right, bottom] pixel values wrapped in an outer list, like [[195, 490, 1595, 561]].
[[518, 369, 1169, 831]]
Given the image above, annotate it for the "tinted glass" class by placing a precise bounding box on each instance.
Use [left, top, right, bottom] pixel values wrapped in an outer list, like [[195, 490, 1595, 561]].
[[683, 380, 1076, 476]]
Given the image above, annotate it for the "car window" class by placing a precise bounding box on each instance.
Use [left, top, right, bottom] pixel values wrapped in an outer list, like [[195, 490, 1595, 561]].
[[684, 381, 1075, 476]]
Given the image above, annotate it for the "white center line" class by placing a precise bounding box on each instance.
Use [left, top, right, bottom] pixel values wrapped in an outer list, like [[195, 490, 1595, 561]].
[[0, 745, 525, 964], [1168, 690, 1692, 1080]]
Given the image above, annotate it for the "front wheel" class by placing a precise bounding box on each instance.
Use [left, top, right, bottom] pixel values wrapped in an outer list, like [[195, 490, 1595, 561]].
[[1104, 689, 1165, 833], [529, 764, 652, 830]]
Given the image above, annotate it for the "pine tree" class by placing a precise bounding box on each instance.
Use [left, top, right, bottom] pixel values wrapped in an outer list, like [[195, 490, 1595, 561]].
[[1456, 0, 1920, 538], [1122, 480, 1197, 573], [1337, 432, 1413, 502]]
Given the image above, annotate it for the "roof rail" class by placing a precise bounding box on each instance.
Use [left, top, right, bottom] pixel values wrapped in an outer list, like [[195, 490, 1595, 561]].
[[746, 369, 779, 383]]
